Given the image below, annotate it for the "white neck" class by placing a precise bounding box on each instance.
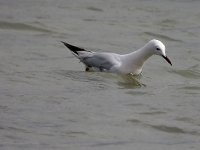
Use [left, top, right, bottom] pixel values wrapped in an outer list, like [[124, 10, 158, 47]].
[[120, 44, 154, 74], [125, 44, 153, 66]]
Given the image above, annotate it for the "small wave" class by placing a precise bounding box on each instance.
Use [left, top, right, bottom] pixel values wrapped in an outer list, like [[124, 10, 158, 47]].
[[143, 31, 182, 42], [178, 85, 200, 90], [149, 124, 200, 136], [169, 68, 200, 79], [150, 125, 185, 134], [64, 131, 88, 137], [86, 6, 103, 12], [117, 74, 145, 89], [0, 21, 51, 33]]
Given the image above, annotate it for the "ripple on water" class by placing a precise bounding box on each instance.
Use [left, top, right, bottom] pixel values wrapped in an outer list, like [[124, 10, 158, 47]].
[[55, 70, 107, 83], [158, 19, 178, 28], [169, 67, 200, 79], [138, 111, 166, 115], [55, 70, 146, 90], [0, 21, 51, 33], [64, 131, 88, 138], [117, 74, 146, 89], [127, 117, 200, 136], [179, 86, 200, 90], [149, 124, 200, 136], [0, 125, 31, 134], [149, 125, 186, 134], [176, 117, 195, 124], [86, 6, 103, 12], [142, 31, 182, 42], [126, 91, 148, 95]]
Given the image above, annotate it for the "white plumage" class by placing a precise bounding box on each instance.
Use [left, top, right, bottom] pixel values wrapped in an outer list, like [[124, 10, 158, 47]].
[[61, 39, 172, 75]]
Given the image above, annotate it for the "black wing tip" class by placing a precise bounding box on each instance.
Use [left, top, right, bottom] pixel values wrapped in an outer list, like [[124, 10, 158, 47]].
[[60, 41, 70, 47], [61, 41, 87, 55]]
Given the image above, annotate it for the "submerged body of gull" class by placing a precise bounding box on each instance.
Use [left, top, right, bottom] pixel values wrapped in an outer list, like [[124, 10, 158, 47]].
[[61, 39, 172, 75]]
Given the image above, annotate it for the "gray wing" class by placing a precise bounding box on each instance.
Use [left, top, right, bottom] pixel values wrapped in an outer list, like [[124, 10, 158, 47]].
[[61, 42, 120, 71], [81, 53, 119, 70]]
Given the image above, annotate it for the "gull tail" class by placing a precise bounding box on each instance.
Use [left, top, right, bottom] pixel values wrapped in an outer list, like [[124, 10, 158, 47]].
[[61, 41, 94, 71], [61, 41, 88, 55]]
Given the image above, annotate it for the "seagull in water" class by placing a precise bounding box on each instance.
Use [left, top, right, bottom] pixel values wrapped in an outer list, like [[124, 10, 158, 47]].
[[61, 39, 172, 75]]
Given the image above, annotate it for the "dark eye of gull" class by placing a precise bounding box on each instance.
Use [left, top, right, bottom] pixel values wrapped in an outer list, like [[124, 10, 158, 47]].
[[156, 47, 160, 51]]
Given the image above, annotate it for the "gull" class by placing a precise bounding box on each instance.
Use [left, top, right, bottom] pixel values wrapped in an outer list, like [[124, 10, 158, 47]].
[[61, 39, 172, 75]]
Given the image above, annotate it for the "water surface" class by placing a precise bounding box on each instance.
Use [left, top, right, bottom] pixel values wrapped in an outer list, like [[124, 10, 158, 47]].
[[0, 0, 200, 150]]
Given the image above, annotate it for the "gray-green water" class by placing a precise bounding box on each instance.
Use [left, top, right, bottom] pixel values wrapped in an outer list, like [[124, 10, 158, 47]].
[[0, 0, 200, 150]]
